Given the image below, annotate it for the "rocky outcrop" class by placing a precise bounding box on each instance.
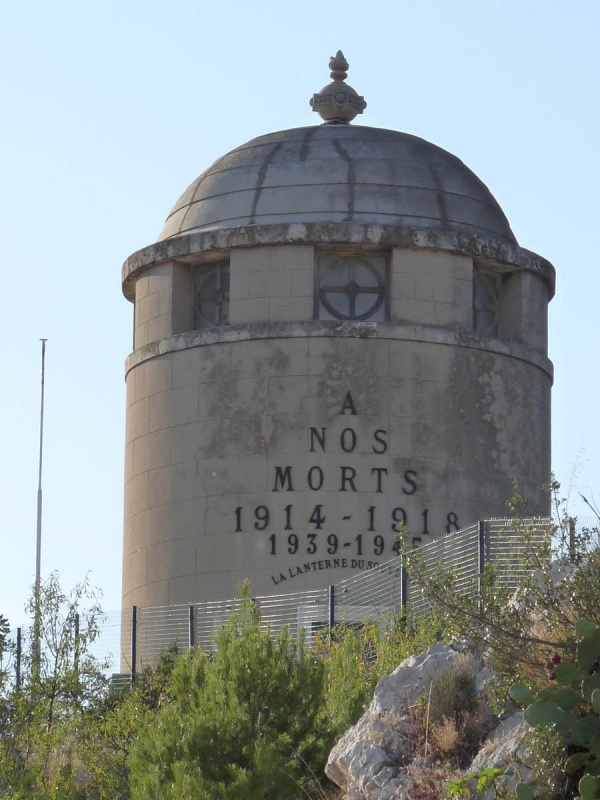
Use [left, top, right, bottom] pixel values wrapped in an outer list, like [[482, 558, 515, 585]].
[[468, 714, 532, 796], [325, 643, 532, 800]]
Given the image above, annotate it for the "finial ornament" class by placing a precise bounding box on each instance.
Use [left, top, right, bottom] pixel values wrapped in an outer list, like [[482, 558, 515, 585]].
[[329, 50, 349, 81], [310, 50, 367, 124]]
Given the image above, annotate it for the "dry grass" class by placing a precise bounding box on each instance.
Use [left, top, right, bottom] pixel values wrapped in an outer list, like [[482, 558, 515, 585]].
[[429, 706, 491, 767], [403, 758, 460, 800], [430, 716, 461, 756]]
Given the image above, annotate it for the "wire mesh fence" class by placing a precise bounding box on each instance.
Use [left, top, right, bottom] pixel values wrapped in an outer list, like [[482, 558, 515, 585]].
[[10, 515, 599, 681], [336, 559, 403, 624], [256, 588, 329, 644], [114, 516, 554, 673], [486, 518, 544, 589], [88, 608, 122, 672], [407, 522, 482, 616]]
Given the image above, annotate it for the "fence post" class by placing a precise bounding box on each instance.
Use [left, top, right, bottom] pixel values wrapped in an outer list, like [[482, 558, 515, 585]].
[[15, 628, 21, 691], [477, 521, 486, 600], [328, 585, 335, 643], [400, 559, 408, 613], [188, 605, 195, 650], [131, 606, 137, 685], [569, 518, 577, 562], [74, 612, 80, 672]]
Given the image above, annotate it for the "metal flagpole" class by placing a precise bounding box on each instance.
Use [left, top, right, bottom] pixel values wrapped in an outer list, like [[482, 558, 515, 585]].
[[33, 338, 47, 676], [36, 339, 47, 592]]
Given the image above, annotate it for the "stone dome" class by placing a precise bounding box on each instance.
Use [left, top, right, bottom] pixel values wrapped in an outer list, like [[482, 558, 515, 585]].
[[158, 124, 516, 245]]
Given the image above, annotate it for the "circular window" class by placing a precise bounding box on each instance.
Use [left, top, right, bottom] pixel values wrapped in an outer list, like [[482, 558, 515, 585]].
[[194, 264, 230, 328], [318, 256, 386, 321], [473, 272, 499, 336]]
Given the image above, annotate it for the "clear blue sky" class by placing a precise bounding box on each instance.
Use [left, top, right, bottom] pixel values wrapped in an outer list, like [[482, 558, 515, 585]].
[[1, 0, 598, 627]]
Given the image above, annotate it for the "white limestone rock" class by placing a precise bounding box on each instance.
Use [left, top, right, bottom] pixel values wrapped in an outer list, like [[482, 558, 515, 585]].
[[468, 713, 532, 798], [325, 643, 537, 800], [371, 643, 470, 714], [325, 643, 472, 800]]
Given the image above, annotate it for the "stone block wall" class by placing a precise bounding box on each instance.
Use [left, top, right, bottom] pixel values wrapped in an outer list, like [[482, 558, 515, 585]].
[[123, 330, 551, 608], [123, 241, 552, 610]]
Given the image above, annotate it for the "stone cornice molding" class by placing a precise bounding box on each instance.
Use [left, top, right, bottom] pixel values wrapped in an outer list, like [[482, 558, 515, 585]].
[[121, 223, 555, 301], [124, 320, 554, 382]]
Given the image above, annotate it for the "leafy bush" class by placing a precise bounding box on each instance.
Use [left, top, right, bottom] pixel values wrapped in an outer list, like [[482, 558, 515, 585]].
[[445, 767, 510, 799], [511, 619, 600, 799], [76, 650, 177, 800], [321, 623, 374, 737], [405, 489, 600, 707]]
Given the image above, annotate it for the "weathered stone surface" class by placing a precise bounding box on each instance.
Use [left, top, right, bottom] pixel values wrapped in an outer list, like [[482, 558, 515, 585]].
[[120, 104, 555, 662], [371, 643, 474, 712], [468, 714, 532, 798], [121, 222, 555, 299], [122, 316, 553, 613]]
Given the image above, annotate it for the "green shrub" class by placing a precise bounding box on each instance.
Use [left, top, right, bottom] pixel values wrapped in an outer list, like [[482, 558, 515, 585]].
[[323, 624, 374, 737], [321, 612, 444, 739], [0, 574, 108, 799], [129, 591, 332, 800], [429, 660, 477, 724]]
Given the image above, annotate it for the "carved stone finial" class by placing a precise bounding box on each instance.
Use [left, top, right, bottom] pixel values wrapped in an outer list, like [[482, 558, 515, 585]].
[[310, 50, 367, 124], [329, 50, 349, 81]]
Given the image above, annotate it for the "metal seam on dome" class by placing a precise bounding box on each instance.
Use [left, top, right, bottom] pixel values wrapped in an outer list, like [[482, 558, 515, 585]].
[[161, 212, 517, 242], [168, 185, 505, 207], [164, 145, 491, 180], [166, 157, 448, 188], [163, 181, 510, 231], [162, 154, 235, 227], [174, 203, 191, 236], [161, 185, 514, 232], [190, 152, 233, 204], [165, 191, 509, 221], [158, 130, 517, 245], [164, 153, 496, 191]]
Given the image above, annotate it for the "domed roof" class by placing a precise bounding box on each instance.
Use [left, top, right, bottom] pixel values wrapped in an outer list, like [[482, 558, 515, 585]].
[[158, 124, 516, 245]]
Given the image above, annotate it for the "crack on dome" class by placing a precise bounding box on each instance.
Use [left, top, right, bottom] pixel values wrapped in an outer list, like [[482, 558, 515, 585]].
[[332, 138, 355, 221], [249, 142, 283, 225]]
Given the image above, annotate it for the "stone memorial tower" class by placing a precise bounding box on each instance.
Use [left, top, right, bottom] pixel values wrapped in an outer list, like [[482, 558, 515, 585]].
[[121, 52, 554, 611]]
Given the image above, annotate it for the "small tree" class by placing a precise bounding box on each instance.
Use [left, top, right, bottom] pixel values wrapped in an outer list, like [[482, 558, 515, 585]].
[[404, 490, 600, 700], [0, 573, 108, 797], [78, 650, 177, 800], [129, 589, 332, 800]]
